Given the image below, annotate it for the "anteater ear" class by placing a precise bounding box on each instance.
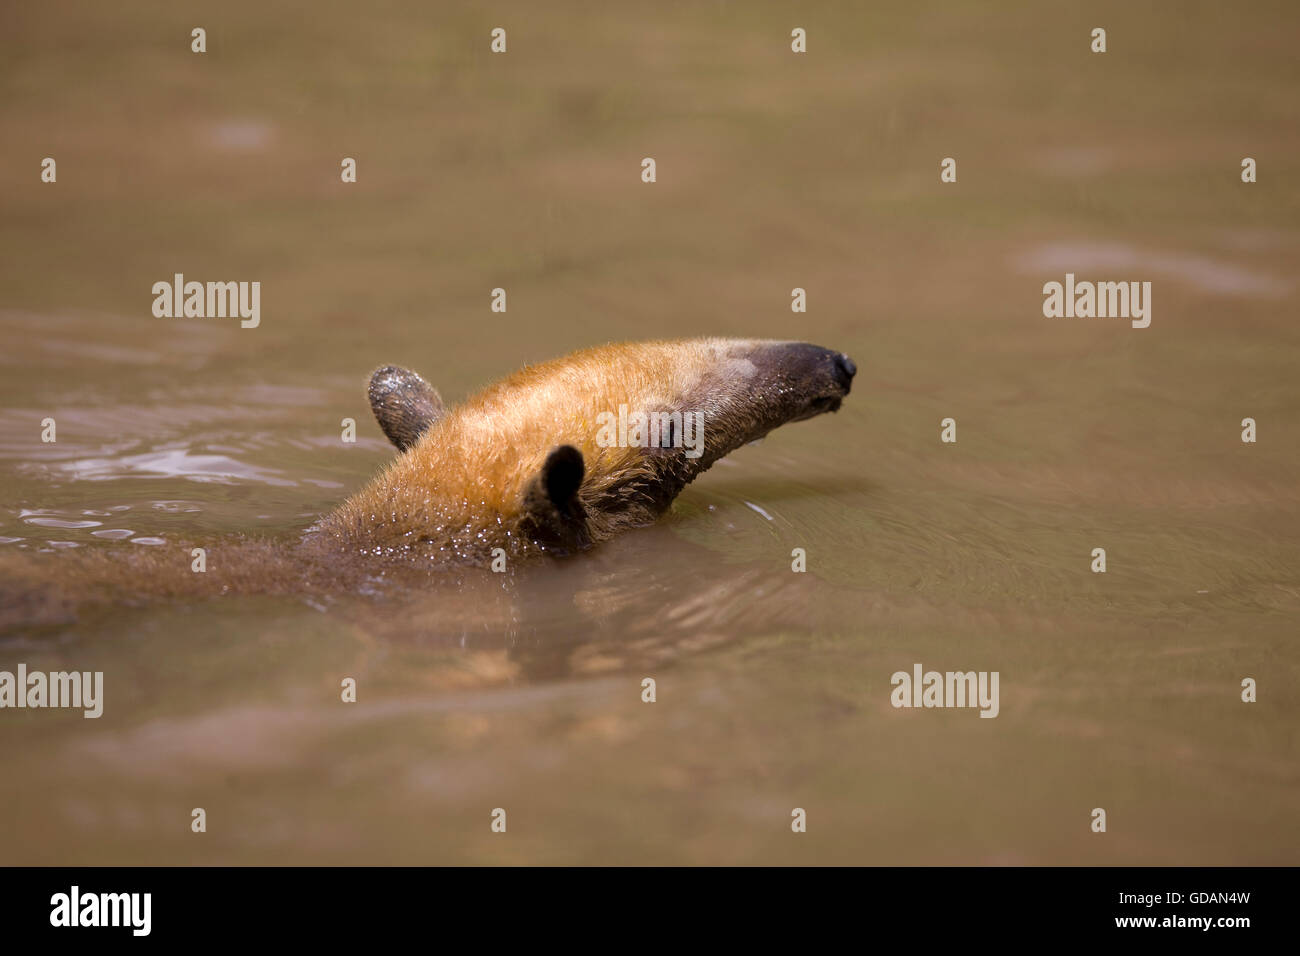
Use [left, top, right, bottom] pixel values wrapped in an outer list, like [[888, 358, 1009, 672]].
[[368, 365, 446, 452], [540, 444, 584, 510], [520, 445, 590, 553]]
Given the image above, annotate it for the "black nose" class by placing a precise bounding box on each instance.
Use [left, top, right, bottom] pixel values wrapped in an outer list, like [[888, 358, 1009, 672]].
[[833, 353, 857, 392]]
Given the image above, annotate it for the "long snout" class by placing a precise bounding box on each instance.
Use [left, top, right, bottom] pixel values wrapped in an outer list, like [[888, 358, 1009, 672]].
[[763, 342, 855, 392]]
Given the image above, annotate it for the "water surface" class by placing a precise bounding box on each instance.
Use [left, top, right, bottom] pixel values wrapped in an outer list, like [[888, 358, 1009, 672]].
[[1, 0, 1297, 864]]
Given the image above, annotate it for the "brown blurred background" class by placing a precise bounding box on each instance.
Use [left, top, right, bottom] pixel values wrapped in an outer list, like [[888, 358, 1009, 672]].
[[0, 1, 1296, 864]]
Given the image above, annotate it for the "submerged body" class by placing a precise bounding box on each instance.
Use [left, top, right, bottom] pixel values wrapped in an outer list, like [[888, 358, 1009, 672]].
[[318, 338, 856, 566], [1, 337, 855, 624]]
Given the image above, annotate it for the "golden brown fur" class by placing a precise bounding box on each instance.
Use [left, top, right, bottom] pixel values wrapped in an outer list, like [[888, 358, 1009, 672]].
[[0, 337, 854, 626], [317, 337, 856, 566]]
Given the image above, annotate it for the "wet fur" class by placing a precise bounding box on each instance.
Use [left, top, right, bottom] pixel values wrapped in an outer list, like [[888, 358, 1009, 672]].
[[2, 337, 854, 625], [318, 337, 854, 565]]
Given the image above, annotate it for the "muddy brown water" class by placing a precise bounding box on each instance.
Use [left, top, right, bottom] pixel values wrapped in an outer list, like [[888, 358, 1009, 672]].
[[1, 2, 1297, 864]]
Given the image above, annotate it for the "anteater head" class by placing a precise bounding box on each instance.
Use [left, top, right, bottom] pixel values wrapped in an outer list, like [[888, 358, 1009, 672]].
[[338, 338, 856, 563]]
